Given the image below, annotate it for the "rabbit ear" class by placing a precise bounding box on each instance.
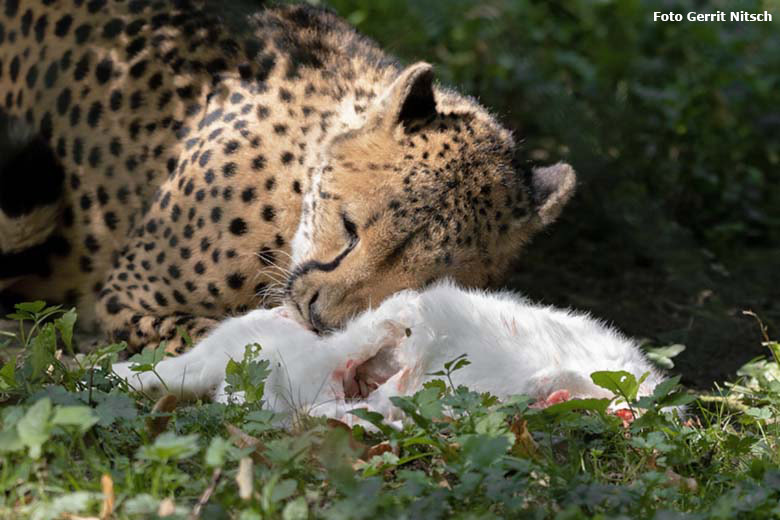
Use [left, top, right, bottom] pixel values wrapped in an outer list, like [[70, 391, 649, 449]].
[[528, 162, 576, 226]]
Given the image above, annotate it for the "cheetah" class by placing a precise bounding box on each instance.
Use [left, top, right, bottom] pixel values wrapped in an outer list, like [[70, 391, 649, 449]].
[[0, 1, 575, 354]]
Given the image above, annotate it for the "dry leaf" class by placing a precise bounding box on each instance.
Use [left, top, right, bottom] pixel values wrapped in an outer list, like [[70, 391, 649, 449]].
[[157, 497, 176, 516], [326, 419, 368, 458], [510, 417, 540, 460], [326, 418, 351, 432], [664, 469, 698, 493], [366, 441, 398, 460], [146, 394, 178, 438], [226, 423, 270, 466], [236, 457, 254, 500], [189, 468, 222, 520], [100, 473, 114, 520]]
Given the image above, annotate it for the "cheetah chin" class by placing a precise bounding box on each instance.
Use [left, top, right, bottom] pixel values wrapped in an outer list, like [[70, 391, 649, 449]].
[[113, 281, 681, 430]]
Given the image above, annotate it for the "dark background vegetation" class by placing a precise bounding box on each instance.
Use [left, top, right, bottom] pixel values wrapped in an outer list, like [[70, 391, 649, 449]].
[[322, 0, 780, 387]]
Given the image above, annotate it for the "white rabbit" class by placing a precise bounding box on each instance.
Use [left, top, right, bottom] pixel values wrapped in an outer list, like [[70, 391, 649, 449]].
[[113, 281, 671, 428]]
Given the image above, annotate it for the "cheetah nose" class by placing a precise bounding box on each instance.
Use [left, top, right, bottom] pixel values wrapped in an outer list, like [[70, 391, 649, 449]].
[[308, 290, 325, 334]]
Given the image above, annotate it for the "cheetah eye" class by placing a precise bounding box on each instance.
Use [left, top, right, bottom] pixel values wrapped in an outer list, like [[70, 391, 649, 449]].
[[342, 213, 359, 247]]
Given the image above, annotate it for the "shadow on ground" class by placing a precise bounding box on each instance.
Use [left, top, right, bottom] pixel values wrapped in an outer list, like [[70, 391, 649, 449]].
[[508, 204, 780, 390]]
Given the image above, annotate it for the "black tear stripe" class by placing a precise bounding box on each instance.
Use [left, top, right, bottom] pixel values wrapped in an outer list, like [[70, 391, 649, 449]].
[[285, 241, 356, 294]]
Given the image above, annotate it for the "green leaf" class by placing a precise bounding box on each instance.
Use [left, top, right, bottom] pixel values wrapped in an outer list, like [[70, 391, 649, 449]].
[[401, 436, 439, 449], [29, 323, 57, 380], [747, 407, 772, 422], [224, 344, 271, 404], [415, 386, 444, 420], [51, 405, 99, 432], [32, 491, 97, 520], [15, 301, 47, 314], [205, 436, 232, 468], [460, 434, 509, 468], [244, 409, 277, 434], [645, 344, 686, 369], [657, 391, 697, 409], [451, 357, 471, 372], [126, 343, 168, 372], [17, 398, 53, 459], [542, 398, 611, 415], [0, 428, 24, 453], [631, 431, 674, 453], [348, 408, 395, 436], [475, 411, 507, 435], [282, 497, 309, 520], [122, 494, 160, 515], [240, 510, 263, 520], [443, 353, 470, 372], [270, 478, 298, 502], [422, 379, 447, 396], [500, 395, 533, 413], [54, 309, 78, 352], [94, 392, 137, 426], [0, 360, 16, 391], [138, 432, 200, 462], [591, 370, 641, 402], [767, 341, 780, 367], [651, 375, 681, 400]]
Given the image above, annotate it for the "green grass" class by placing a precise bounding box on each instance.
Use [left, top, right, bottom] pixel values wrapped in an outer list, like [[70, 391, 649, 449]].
[[1, 302, 780, 519]]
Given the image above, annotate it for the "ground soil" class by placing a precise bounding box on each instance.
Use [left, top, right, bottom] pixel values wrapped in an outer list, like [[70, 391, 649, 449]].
[[509, 213, 780, 390]]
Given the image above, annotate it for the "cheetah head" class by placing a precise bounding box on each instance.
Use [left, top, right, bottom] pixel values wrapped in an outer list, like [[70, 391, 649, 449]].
[[286, 62, 575, 332]]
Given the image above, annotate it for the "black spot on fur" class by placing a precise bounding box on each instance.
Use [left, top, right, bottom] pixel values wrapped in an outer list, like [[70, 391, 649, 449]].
[[44, 61, 58, 88], [74, 24, 92, 44], [25, 64, 37, 89], [102, 18, 124, 39], [229, 218, 247, 236], [54, 14, 73, 37], [129, 59, 147, 78], [95, 58, 112, 84], [227, 272, 245, 290], [33, 14, 47, 43], [74, 54, 90, 81], [5, 0, 19, 18], [105, 295, 122, 315], [87, 101, 103, 128], [222, 162, 237, 178], [241, 187, 256, 202], [154, 291, 168, 307], [87, 0, 107, 13]]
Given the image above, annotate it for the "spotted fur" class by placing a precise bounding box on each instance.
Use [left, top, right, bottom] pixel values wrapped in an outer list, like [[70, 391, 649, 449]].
[[0, 0, 575, 353]]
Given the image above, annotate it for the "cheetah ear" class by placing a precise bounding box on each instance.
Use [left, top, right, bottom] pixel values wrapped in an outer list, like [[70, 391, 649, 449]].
[[529, 162, 576, 226], [382, 62, 437, 129]]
